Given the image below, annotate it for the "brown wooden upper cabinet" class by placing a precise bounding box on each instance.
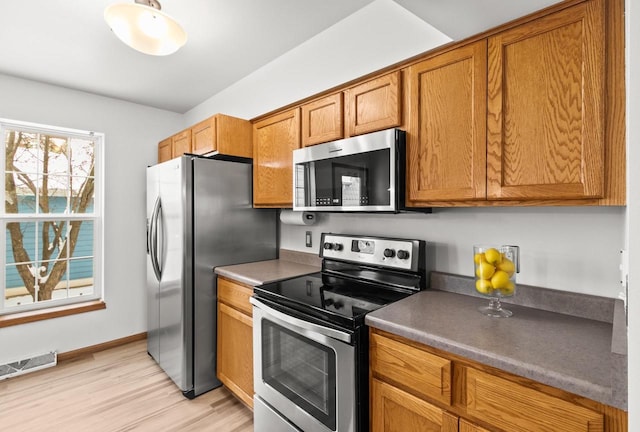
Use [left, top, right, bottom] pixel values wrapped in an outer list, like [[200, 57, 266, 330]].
[[406, 0, 611, 206], [406, 40, 488, 204], [253, 108, 301, 208], [345, 71, 402, 137], [158, 137, 172, 164], [191, 114, 253, 158], [157, 114, 253, 164], [301, 92, 344, 147], [171, 129, 192, 159], [486, 0, 605, 201]]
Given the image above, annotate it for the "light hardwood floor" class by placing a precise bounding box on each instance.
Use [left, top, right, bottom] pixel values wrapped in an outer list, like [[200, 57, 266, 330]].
[[0, 339, 254, 432]]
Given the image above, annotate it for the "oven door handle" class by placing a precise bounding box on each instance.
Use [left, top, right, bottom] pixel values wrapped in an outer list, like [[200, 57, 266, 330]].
[[250, 297, 353, 344]]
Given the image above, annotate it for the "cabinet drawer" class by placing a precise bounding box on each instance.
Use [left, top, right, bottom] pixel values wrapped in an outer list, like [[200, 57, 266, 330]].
[[465, 367, 603, 432], [370, 332, 452, 405], [218, 277, 253, 316]]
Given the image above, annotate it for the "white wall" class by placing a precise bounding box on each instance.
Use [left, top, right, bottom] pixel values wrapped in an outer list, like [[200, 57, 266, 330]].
[[0, 73, 183, 362], [625, 0, 638, 428], [184, 0, 451, 124]]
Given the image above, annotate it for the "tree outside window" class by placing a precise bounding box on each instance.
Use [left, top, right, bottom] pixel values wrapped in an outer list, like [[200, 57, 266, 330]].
[[2, 120, 102, 313]]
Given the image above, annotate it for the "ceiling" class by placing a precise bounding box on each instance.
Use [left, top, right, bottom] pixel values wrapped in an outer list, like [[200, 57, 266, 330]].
[[0, 0, 562, 114]]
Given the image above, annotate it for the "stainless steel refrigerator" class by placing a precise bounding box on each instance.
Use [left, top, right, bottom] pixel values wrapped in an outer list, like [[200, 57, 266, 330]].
[[146, 154, 277, 398]]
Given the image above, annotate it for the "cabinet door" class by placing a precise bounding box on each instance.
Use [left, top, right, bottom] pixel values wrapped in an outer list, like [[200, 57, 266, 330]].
[[345, 71, 401, 137], [191, 117, 216, 155], [253, 108, 301, 207], [158, 137, 172, 163], [172, 129, 192, 157], [216, 114, 253, 158], [465, 367, 603, 432], [371, 379, 458, 432], [301, 92, 344, 147], [487, 1, 604, 200], [217, 302, 254, 408], [405, 40, 487, 203]]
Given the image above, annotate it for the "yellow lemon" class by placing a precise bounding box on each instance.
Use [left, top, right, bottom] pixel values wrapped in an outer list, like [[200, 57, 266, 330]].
[[473, 253, 486, 265], [496, 258, 515, 276], [491, 270, 511, 289], [475, 262, 496, 279], [475, 279, 493, 294], [484, 248, 502, 265], [499, 280, 516, 296]]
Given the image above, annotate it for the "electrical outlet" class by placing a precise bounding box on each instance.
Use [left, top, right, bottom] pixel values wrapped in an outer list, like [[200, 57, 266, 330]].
[[620, 249, 629, 288], [305, 231, 312, 248]]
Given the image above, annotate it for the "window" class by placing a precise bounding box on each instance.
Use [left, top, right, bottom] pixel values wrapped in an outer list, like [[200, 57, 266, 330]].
[[1, 119, 103, 315]]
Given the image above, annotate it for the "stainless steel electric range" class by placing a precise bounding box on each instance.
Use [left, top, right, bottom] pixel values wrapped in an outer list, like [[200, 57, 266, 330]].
[[250, 233, 427, 432]]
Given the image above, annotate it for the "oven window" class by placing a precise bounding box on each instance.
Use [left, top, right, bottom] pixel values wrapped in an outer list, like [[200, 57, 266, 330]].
[[261, 320, 337, 430]]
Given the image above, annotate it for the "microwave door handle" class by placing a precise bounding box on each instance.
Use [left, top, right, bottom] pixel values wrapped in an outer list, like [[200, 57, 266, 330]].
[[250, 297, 353, 344]]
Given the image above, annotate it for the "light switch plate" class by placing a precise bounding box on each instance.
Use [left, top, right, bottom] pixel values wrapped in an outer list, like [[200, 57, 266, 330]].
[[305, 231, 312, 248]]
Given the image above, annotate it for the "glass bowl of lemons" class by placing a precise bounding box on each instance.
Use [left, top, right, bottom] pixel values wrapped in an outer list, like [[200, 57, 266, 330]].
[[473, 245, 519, 317]]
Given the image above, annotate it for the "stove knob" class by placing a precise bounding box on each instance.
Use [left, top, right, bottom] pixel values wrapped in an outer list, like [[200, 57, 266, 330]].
[[334, 243, 343, 251], [323, 242, 333, 250], [383, 248, 396, 258], [397, 250, 410, 260]]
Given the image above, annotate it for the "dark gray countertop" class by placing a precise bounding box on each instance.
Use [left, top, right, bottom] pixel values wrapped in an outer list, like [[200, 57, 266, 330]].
[[366, 273, 627, 410], [214, 249, 321, 286]]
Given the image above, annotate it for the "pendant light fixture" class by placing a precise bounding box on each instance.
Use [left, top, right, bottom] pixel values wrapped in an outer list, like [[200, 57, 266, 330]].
[[104, 0, 187, 56]]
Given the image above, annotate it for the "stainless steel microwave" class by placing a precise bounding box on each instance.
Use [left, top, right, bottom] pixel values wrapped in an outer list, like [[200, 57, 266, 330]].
[[293, 128, 423, 213]]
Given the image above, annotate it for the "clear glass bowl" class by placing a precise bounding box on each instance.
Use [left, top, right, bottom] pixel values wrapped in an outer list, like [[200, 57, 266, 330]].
[[473, 245, 519, 318]]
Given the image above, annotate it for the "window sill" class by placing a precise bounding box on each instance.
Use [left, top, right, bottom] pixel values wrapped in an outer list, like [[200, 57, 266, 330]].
[[0, 300, 106, 328]]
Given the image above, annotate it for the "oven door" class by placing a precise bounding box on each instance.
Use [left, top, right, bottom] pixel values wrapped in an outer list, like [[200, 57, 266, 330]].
[[251, 297, 356, 432]]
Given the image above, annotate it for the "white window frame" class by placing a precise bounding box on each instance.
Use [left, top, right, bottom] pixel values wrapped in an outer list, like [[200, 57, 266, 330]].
[[0, 118, 104, 315]]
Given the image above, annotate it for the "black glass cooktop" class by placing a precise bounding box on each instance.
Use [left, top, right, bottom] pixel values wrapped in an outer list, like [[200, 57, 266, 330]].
[[253, 272, 414, 330]]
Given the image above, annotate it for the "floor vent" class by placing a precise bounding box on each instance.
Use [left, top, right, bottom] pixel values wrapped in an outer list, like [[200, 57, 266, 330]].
[[0, 352, 57, 380]]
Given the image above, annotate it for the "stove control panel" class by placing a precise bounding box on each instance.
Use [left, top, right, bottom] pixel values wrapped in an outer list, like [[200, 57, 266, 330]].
[[320, 233, 424, 272]]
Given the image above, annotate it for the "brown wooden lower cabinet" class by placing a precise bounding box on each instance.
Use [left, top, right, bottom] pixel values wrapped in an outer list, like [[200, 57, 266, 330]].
[[372, 378, 458, 432], [216, 277, 254, 408], [370, 329, 627, 432]]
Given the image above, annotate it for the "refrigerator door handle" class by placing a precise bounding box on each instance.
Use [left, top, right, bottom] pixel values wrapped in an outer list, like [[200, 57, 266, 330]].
[[150, 196, 162, 281]]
